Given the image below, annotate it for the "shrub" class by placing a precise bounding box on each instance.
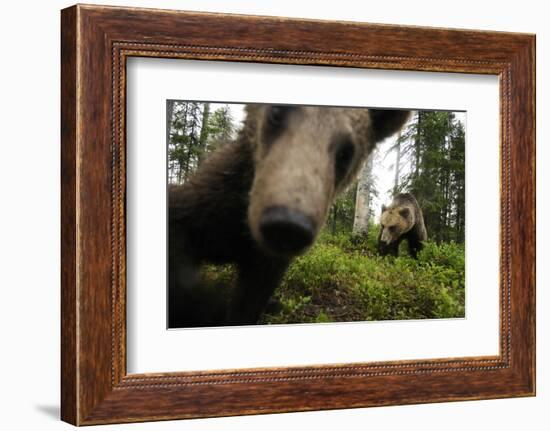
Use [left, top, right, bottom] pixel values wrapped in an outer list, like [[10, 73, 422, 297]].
[[197, 228, 465, 325], [262, 230, 465, 324]]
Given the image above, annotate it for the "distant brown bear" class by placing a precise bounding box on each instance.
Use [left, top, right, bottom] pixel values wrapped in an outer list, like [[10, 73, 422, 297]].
[[169, 105, 410, 327], [378, 193, 427, 258]]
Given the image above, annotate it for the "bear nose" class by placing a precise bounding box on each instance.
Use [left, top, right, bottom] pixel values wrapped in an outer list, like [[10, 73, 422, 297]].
[[259, 206, 316, 255]]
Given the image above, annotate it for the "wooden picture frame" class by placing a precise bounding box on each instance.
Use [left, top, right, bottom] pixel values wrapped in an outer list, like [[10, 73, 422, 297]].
[[61, 4, 535, 425]]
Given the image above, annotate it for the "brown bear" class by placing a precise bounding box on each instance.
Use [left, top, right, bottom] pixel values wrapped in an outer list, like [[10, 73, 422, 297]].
[[169, 105, 410, 327], [378, 193, 427, 258]]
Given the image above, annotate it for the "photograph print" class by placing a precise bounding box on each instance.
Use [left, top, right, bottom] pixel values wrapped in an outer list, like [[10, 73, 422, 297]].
[[167, 101, 466, 328]]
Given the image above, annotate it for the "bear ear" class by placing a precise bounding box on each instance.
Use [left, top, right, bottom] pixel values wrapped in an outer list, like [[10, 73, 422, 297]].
[[381, 204, 387, 213], [370, 110, 411, 143], [399, 207, 410, 219]]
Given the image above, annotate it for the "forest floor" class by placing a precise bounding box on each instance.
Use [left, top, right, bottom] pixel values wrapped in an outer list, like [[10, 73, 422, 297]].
[[203, 226, 465, 325]]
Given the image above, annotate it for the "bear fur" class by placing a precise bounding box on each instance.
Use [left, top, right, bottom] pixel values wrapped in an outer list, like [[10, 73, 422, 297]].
[[169, 105, 410, 327], [378, 193, 427, 258]]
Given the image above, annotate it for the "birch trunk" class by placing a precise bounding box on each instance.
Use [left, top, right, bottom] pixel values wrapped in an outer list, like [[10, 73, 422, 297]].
[[352, 155, 374, 236], [393, 131, 402, 193]]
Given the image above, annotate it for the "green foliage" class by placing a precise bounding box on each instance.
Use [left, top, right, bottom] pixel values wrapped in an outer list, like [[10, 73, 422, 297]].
[[398, 111, 465, 244], [326, 185, 357, 234], [203, 230, 465, 325], [260, 230, 465, 324], [417, 240, 465, 271], [168, 102, 236, 184], [317, 221, 379, 256], [206, 105, 235, 152]]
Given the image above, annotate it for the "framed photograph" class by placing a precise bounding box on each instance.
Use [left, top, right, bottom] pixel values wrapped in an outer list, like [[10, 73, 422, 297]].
[[61, 4, 535, 425]]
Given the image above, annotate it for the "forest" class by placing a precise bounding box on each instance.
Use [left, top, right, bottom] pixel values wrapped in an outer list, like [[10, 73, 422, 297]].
[[167, 101, 466, 323]]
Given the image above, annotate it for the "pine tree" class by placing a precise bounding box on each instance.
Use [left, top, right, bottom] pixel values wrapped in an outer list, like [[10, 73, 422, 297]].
[[207, 105, 235, 151], [168, 102, 237, 184], [395, 111, 465, 243]]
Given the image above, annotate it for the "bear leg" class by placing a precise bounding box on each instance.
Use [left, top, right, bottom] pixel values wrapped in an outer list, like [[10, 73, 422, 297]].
[[406, 232, 424, 259], [407, 241, 422, 259], [227, 256, 290, 325], [379, 238, 401, 257]]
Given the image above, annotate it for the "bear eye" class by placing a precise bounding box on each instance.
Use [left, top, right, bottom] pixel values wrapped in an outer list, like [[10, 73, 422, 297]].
[[334, 138, 355, 184], [267, 105, 292, 128], [389, 226, 397, 232], [263, 106, 296, 147]]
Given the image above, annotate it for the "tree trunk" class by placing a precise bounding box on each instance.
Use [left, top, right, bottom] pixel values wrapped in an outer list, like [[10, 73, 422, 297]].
[[393, 131, 402, 193], [166, 100, 175, 183], [197, 103, 211, 164], [331, 206, 338, 234], [414, 111, 421, 179], [176, 103, 189, 184], [183, 103, 201, 181], [352, 154, 373, 236], [166, 100, 174, 147]]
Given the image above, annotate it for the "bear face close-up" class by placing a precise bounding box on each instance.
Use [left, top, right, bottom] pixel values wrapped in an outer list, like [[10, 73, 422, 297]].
[[247, 105, 410, 258], [168, 105, 410, 327]]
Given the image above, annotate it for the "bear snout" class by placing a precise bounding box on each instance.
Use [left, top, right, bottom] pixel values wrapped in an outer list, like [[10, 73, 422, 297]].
[[259, 206, 316, 256], [380, 229, 395, 245]]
